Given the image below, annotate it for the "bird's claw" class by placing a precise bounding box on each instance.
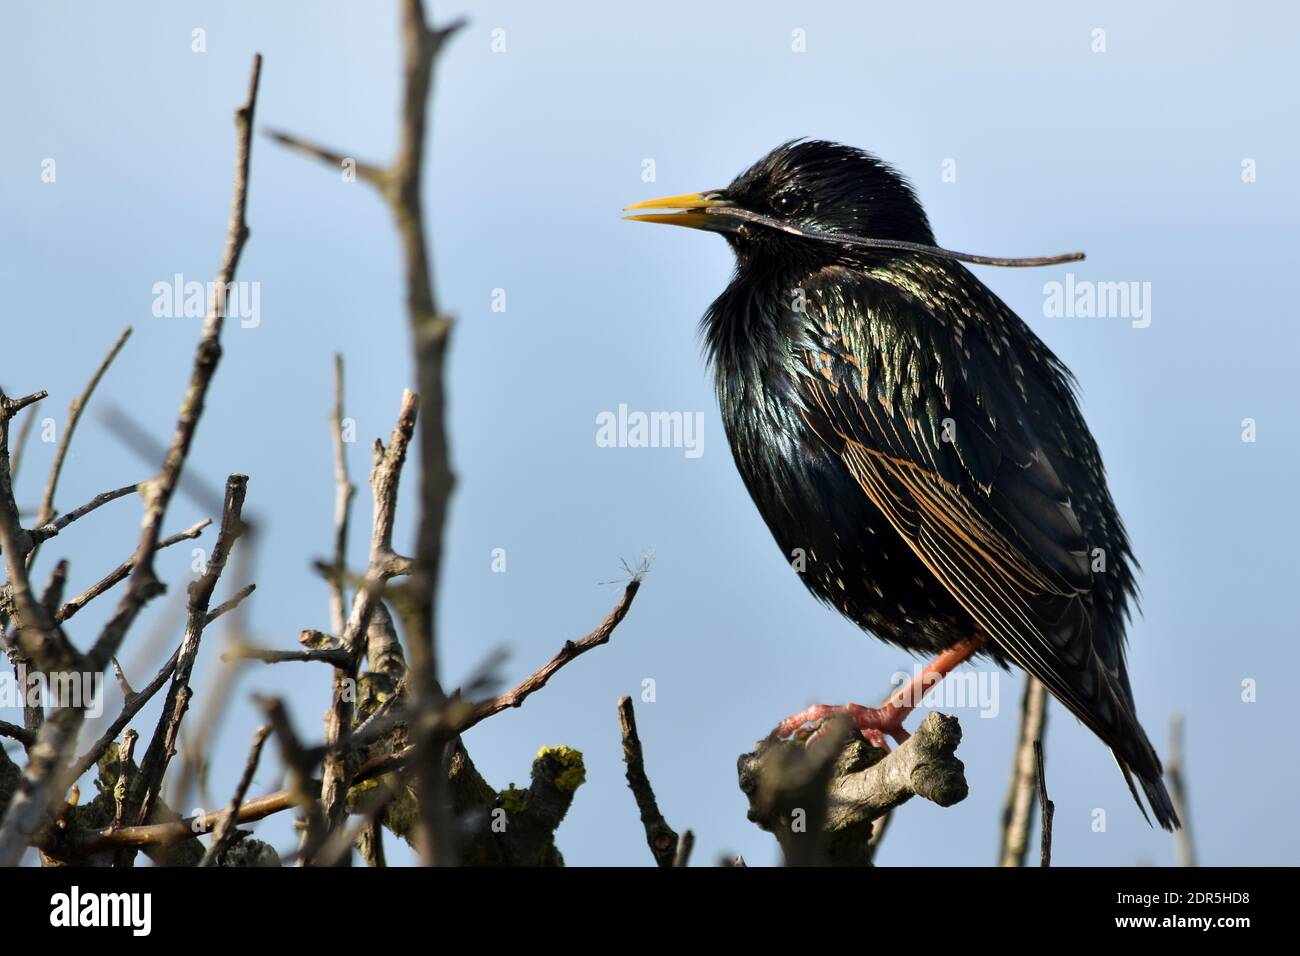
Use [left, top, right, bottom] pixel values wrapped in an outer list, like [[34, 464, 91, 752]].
[[771, 702, 910, 752]]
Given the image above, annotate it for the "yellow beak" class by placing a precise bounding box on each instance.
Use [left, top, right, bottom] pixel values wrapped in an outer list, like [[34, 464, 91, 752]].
[[623, 191, 731, 230]]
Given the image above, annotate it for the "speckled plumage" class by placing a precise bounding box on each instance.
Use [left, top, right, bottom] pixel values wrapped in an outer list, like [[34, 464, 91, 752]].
[[681, 140, 1175, 828]]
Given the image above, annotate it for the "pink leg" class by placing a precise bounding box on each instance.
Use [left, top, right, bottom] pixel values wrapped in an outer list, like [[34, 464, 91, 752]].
[[772, 636, 986, 749]]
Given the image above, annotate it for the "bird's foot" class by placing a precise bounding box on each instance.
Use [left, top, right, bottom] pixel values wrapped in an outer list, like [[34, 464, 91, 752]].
[[771, 701, 911, 752], [770, 636, 988, 752]]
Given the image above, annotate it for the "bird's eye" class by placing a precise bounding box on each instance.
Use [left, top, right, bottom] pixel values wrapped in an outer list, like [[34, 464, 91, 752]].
[[772, 191, 806, 217]]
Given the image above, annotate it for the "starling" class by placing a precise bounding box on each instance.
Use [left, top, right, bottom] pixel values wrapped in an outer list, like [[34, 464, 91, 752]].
[[626, 140, 1178, 829]]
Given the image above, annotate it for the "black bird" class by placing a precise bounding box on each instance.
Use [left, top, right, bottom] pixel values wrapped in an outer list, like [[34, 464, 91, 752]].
[[626, 140, 1178, 829]]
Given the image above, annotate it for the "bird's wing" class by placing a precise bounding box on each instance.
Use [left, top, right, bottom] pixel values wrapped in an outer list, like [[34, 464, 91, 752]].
[[795, 265, 1140, 746]]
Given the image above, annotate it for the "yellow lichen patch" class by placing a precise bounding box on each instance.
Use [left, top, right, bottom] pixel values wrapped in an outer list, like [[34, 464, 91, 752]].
[[498, 784, 529, 814], [535, 746, 586, 795]]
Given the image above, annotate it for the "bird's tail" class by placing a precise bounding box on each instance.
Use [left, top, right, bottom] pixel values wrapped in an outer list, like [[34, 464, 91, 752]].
[[1083, 622, 1182, 831], [1115, 751, 1180, 831]]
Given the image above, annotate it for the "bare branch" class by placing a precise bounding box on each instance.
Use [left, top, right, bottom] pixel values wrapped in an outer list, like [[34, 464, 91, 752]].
[[272, 2, 467, 865]]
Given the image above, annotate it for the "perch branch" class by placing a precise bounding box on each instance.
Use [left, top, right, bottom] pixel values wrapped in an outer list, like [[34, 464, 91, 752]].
[[739, 711, 968, 866]]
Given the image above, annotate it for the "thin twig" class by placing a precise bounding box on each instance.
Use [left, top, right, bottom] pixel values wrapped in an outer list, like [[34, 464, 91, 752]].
[[204, 583, 256, 627], [257, 696, 327, 865], [67, 578, 643, 853], [617, 695, 678, 867], [1034, 739, 1054, 868], [228, 645, 351, 667], [0, 388, 83, 673], [0, 55, 263, 869], [672, 830, 695, 868], [7, 396, 42, 484], [29, 482, 139, 545], [316, 391, 418, 857], [68, 650, 180, 781], [999, 677, 1048, 866], [29, 326, 133, 567], [55, 520, 211, 623], [132, 475, 249, 828], [1167, 715, 1196, 868], [111, 730, 138, 832], [199, 724, 271, 867], [328, 354, 355, 637], [0, 721, 35, 748], [85, 53, 262, 676], [464, 577, 642, 730]]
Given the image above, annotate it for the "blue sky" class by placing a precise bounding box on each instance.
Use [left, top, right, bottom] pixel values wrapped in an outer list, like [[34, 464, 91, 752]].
[[3, 1, 1297, 866]]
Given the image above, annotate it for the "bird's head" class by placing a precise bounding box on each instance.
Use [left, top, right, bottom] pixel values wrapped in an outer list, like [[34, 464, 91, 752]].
[[626, 140, 1083, 270], [625, 140, 935, 268]]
